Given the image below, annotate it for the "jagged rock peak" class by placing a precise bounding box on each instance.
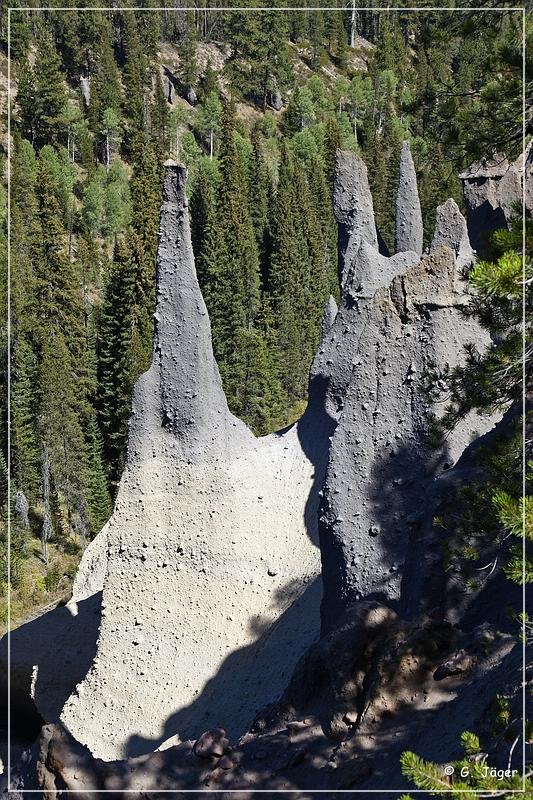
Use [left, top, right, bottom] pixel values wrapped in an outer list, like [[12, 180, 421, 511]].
[[318, 246, 495, 632], [333, 149, 378, 289], [430, 198, 475, 270], [396, 140, 423, 257]]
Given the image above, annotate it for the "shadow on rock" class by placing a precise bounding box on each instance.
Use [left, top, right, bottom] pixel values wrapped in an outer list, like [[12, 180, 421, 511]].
[[1, 592, 102, 742], [124, 578, 322, 758]]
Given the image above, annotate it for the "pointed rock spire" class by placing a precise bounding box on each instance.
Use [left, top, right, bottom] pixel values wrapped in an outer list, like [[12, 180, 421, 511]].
[[333, 150, 378, 290], [396, 141, 423, 256], [129, 161, 253, 465], [430, 198, 475, 269]]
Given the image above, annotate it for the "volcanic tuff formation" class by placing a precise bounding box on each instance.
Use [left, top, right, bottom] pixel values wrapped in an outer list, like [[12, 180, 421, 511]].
[[5, 141, 514, 768], [460, 146, 531, 249], [58, 163, 324, 760], [396, 140, 423, 256]]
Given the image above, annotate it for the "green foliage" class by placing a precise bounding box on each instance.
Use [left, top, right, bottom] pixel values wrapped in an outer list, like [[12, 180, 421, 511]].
[[402, 730, 530, 796]]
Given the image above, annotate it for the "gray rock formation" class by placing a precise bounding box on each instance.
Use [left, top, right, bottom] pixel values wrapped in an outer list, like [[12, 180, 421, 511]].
[[148, 163, 252, 463], [396, 140, 423, 256], [321, 295, 338, 336], [79, 76, 90, 107], [184, 85, 197, 106], [430, 198, 475, 270], [164, 75, 175, 104], [317, 240, 494, 631], [5, 147, 504, 781], [332, 150, 378, 289], [163, 66, 197, 107], [342, 237, 419, 300], [14, 490, 29, 529], [460, 150, 526, 250], [268, 86, 283, 111], [38, 163, 323, 761]]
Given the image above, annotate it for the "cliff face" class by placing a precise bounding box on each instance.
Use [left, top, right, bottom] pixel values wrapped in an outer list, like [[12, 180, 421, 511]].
[[459, 147, 531, 249], [6, 143, 515, 771]]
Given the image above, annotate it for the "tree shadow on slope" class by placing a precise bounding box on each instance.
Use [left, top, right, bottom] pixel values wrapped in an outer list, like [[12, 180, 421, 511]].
[[367, 404, 524, 632], [124, 577, 323, 758], [293, 374, 338, 549], [1, 592, 102, 741]]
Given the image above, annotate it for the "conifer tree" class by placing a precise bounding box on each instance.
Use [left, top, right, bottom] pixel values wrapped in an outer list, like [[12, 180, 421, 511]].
[[195, 92, 223, 159], [11, 339, 39, 502], [89, 29, 122, 136], [32, 25, 69, 147], [177, 11, 198, 87], [86, 414, 112, 532], [248, 127, 271, 282], [121, 12, 148, 141], [151, 72, 169, 155], [39, 333, 89, 540], [97, 239, 136, 482], [189, 158, 219, 294]]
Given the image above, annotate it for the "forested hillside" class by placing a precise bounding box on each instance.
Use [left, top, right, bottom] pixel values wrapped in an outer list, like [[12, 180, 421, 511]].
[[0, 2, 528, 624]]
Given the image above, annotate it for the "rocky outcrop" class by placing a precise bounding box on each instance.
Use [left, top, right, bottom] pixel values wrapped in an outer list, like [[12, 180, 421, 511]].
[[430, 198, 475, 270], [459, 149, 529, 250], [317, 244, 493, 632], [163, 66, 197, 106], [316, 152, 493, 633], [79, 76, 90, 107], [396, 140, 423, 256]]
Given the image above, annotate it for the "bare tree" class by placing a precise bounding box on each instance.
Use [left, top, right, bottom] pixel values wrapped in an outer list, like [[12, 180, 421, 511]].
[[41, 446, 53, 565]]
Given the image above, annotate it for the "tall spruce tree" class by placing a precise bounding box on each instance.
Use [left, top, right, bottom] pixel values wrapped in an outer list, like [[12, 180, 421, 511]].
[[97, 239, 136, 483]]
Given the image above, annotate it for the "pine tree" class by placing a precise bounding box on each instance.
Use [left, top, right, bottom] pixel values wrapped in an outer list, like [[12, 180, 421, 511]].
[[11, 339, 39, 501], [177, 11, 198, 87], [364, 123, 389, 250], [189, 158, 219, 294], [39, 333, 90, 541], [120, 12, 148, 141], [88, 28, 123, 139], [249, 127, 271, 283], [97, 238, 136, 482], [86, 414, 112, 533], [32, 25, 69, 147], [195, 91, 223, 159], [151, 71, 169, 155]]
